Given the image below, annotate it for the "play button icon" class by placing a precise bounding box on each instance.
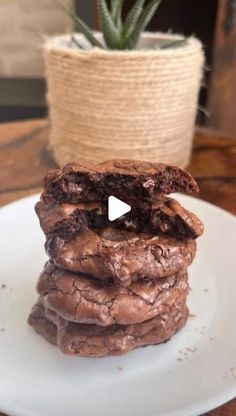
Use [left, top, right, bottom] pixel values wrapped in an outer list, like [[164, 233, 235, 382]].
[[108, 196, 131, 222]]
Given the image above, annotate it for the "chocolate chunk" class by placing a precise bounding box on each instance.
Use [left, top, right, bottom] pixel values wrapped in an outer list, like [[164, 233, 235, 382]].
[[28, 298, 188, 357], [46, 228, 196, 287], [36, 196, 203, 240], [44, 160, 199, 203], [37, 261, 189, 326]]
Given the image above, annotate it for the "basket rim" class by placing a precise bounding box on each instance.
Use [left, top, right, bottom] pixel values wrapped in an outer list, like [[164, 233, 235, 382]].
[[44, 31, 203, 58]]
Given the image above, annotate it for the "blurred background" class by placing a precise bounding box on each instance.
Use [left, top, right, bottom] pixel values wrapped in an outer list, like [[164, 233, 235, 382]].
[[0, 0, 235, 135]]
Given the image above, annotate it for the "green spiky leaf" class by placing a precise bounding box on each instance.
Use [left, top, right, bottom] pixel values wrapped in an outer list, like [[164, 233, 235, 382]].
[[111, 0, 124, 29], [63, 0, 167, 51], [97, 0, 122, 48], [63, 3, 104, 48], [70, 34, 83, 48], [122, 0, 145, 40], [124, 0, 162, 49]]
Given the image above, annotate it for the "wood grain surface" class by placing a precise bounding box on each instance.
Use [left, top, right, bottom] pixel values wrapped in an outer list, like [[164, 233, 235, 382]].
[[0, 118, 235, 416]]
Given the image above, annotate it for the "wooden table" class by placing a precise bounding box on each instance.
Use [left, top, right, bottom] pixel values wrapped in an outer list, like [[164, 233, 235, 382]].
[[0, 118, 236, 416]]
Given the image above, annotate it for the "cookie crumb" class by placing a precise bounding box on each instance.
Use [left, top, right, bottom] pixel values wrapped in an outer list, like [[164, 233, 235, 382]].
[[209, 337, 213, 341], [223, 368, 236, 381], [0, 328, 5, 332], [189, 313, 196, 319], [203, 288, 209, 293], [117, 366, 123, 371], [177, 358, 182, 362], [1, 284, 6, 289], [186, 347, 197, 353]]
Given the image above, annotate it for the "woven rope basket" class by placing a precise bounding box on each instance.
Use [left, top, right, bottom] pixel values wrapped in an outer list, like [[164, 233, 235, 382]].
[[44, 32, 204, 167]]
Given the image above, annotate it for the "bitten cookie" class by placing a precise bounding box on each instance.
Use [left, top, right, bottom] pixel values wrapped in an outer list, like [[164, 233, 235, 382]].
[[28, 298, 188, 357], [37, 261, 189, 326], [35, 196, 203, 240], [43, 159, 199, 203]]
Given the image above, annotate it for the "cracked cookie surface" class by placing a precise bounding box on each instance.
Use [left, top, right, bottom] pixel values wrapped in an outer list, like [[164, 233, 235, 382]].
[[28, 298, 188, 357], [46, 227, 196, 287], [37, 261, 189, 325]]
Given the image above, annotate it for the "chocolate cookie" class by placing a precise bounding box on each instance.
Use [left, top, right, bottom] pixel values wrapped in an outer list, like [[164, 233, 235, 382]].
[[36, 196, 203, 240], [44, 160, 198, 203], [37, 261, 189, 326], [46, 228, 196, 287], [28, 298, 188, 357]]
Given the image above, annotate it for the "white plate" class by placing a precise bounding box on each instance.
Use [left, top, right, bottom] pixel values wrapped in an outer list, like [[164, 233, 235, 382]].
[[0, 194, 236, 416]]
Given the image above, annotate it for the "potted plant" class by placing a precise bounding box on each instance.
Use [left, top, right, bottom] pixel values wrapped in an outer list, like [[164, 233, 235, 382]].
[[45, 0, 204, 167]]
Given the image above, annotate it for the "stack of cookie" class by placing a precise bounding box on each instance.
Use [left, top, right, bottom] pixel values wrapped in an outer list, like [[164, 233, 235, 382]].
[[28, 160, 203, 357]]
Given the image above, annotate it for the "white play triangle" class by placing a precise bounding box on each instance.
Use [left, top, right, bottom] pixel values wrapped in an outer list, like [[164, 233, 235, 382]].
[[108, 196, 131, 222]]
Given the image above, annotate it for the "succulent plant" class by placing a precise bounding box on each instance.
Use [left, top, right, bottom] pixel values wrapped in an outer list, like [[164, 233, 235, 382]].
[[63, 0, 185, 50]]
